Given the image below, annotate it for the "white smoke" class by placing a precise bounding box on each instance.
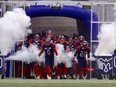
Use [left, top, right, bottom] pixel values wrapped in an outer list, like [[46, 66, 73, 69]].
[[54, 44, 74, 68], [0, 8, 31, 55], [7, 44, 45, 64], [95, 23, 116, 56], [7, 43, 75, 66], [54, 44, 63, 67], [7, 46, 31, 64], [95, 4, 116, 56], [65, 52, 74, 68]]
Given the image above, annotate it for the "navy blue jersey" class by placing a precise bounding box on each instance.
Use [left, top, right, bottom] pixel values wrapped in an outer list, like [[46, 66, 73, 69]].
[[43, 44, 55, 57], [76, 46, 91, 68], [68, 45, 75, 52], [33, 40, 42, 49], [77, 46, 90, 58]]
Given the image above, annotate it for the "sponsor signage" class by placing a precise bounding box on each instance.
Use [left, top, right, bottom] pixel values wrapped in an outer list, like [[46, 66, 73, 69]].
[[97, 55, 116, 74]]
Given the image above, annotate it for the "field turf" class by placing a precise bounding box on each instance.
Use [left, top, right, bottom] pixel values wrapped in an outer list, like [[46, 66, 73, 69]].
[[0, 79, 116, 87]]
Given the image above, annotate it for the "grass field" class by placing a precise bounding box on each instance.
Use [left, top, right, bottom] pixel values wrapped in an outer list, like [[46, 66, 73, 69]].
[[0, 79, 116, 87]]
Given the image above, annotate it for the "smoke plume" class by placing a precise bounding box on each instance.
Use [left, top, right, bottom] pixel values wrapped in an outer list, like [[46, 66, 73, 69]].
[[95, 23, 116, 56], [0, 8, 31, 55]]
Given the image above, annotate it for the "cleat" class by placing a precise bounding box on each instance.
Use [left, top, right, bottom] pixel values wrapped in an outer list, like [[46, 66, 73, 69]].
[[82, 74, 87, 80], [47, 75, 51, 80], [57, 76, 60, 79], [36, 76, 40, 79], [64, 75, 67, 79], [73, 75, 76, 79]]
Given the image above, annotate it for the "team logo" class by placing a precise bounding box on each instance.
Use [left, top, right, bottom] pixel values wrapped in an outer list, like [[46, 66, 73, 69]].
[[97, 57, 112, 73]]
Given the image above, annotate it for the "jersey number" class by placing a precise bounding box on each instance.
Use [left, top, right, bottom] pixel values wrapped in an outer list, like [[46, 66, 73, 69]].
[[47, 50, 51, 55], [80, 52, 86, 57]]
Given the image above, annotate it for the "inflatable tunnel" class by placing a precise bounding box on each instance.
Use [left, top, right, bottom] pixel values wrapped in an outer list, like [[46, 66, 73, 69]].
[[26, 5, 98, 43], [5, 5, 98, 77]]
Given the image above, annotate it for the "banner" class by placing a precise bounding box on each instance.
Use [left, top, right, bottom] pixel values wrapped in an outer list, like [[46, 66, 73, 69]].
[[113, 54, 116, 74], [97, 56, 113, 74], [0, 57, 4, 75]]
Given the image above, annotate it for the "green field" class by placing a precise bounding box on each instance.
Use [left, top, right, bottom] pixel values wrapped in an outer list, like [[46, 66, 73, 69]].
[[0, 79, 116, 87]]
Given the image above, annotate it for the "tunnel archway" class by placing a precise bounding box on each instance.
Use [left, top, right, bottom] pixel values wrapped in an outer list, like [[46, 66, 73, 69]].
[[26, 5, 98, 43], [5, 5, 99, 77]]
